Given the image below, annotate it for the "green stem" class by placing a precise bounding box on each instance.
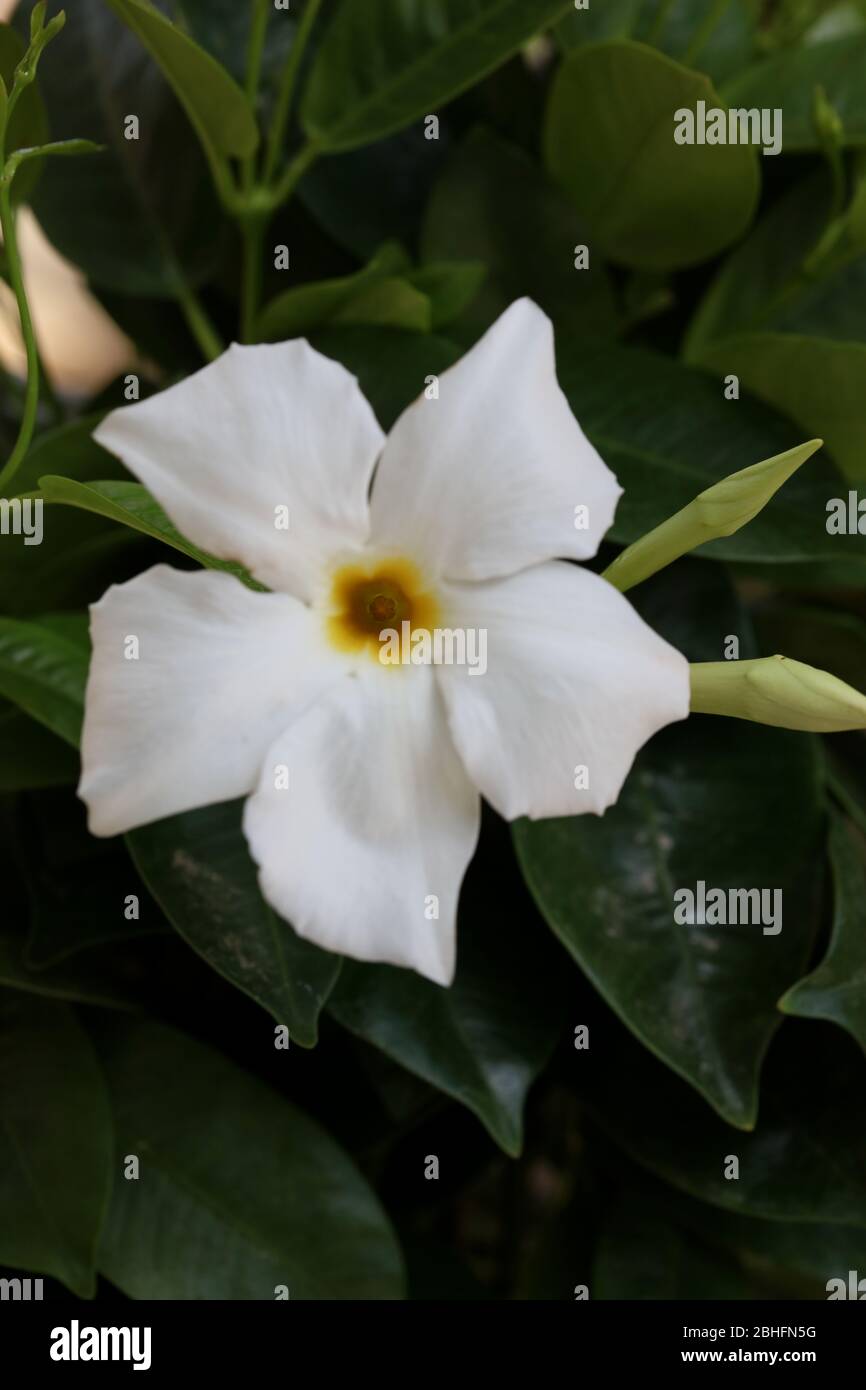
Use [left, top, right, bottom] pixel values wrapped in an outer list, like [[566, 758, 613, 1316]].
[[646, 0, 677, 47], [240, 213, 266, 343], [270, 140, 319, 208], [0, 183, 40, 495], [242, 0, 271, 193], [263, 0, 324, 185], [827, 765, 866, 841], [173, 273, 224, 363], [682, 0, 732, 67]]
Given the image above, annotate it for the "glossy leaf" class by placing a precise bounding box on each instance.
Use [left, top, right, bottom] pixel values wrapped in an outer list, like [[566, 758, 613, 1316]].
[[34, 475, 262, 590], [557, 340, 866, 575], [96, 1018, 406, 1298], [329, 858, 570, 1155], [694, 332, 866, 482], [515, 688, 825, 1127], [0, 990, 112, 1295], [302, 0, 574, 152], [127, 800, 341, 1048], [0, 613, 89, 747], [544, 41, 760, 271]]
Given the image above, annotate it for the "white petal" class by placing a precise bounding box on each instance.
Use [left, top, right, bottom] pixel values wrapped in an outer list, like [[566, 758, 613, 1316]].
[[94, 341, 385, 600], [242, 665, 481, 985], [79, 565, 348, 835], [436, 562, 690, 820], [369, 299, 621, 581]]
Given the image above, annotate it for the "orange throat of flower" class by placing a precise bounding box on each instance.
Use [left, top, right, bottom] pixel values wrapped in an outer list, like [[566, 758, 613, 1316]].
[[325, 556, 441, 664]]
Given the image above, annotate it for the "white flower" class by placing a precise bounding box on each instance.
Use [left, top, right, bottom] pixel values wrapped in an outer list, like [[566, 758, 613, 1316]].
[[79, 299, 689, 985]]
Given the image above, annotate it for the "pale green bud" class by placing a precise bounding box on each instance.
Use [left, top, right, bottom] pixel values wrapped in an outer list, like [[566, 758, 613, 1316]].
[[690, 656, 866, 732], [602, 439, 823, 593]]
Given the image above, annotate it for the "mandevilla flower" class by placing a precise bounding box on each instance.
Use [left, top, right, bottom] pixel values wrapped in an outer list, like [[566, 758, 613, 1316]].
[[79, 299, 689, 984]]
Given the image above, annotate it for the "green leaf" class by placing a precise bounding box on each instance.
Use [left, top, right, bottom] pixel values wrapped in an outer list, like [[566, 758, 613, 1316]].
[[514, 653, 825, 1126], [0, 928, 141, 1011], [0, 991, 112, 1296], [103, 0, 257, 167], [302, 0, 573, 152], [593, 1192, 773, 1300], [557, 340, 866, 576], [14, 0, 224, 295], [96, 1017, 405, 1298], [694, 332, 866, 482], [684, 171, 835, 355], [3, 137, 103, 187], [0, 24, 49, 204], [781, 814, 866, 1053], [127, 801, 341, 1049], [0, 417, 137, 621], [333, 276, 431, 331], [544, 41, 760, 271], [0, 613, 89, 748], [722, 33, 866, 149], [311, 325, 461, 430], [33, 475, 262, 590], [0, 701, 78, 790], [328, 872, 569, 1155], [405, 261, 486, 329], [583, 1018, 866, 1226], [421, 125, 620, 340], [256, 241, 410, 339]]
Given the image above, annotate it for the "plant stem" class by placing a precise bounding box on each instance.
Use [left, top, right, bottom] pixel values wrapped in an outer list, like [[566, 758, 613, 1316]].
[[0, 183, 40, 495], [242, 0, 271, 193], [271, 139, 319, 208], [173, 272, 224, 363], [682, 0, 732, 68], [240, 213, 266, 343], [264, 0, 324, 185]]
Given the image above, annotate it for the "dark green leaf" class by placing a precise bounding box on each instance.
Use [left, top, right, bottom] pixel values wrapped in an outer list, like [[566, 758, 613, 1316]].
[[515, 689, 825, 1126], [311, 325, 461, 430], [0, 701, 78, 790], [422, 126, 620, 340], [694, 332, 866, 483], [103, 0, 257, 164], [722, 33, 866, 149], [0, 613, 89, 747], [329, 873, 569, 1155], [544, 41, 760, 271], [781, 813, 866, 1054], [34, 476, 262, 590], [127, 800, 341, 1048], [558, 340, 866, 575], [302, 0, 573, 152], [0, 991, 112, 1296], [96, 1017, 405, 1298], [14, 0, 224, 295], [583, 1019, 866, 1226]]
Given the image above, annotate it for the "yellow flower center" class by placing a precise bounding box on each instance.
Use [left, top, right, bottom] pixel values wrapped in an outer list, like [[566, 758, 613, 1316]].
[[326, 556, 441, 662]]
